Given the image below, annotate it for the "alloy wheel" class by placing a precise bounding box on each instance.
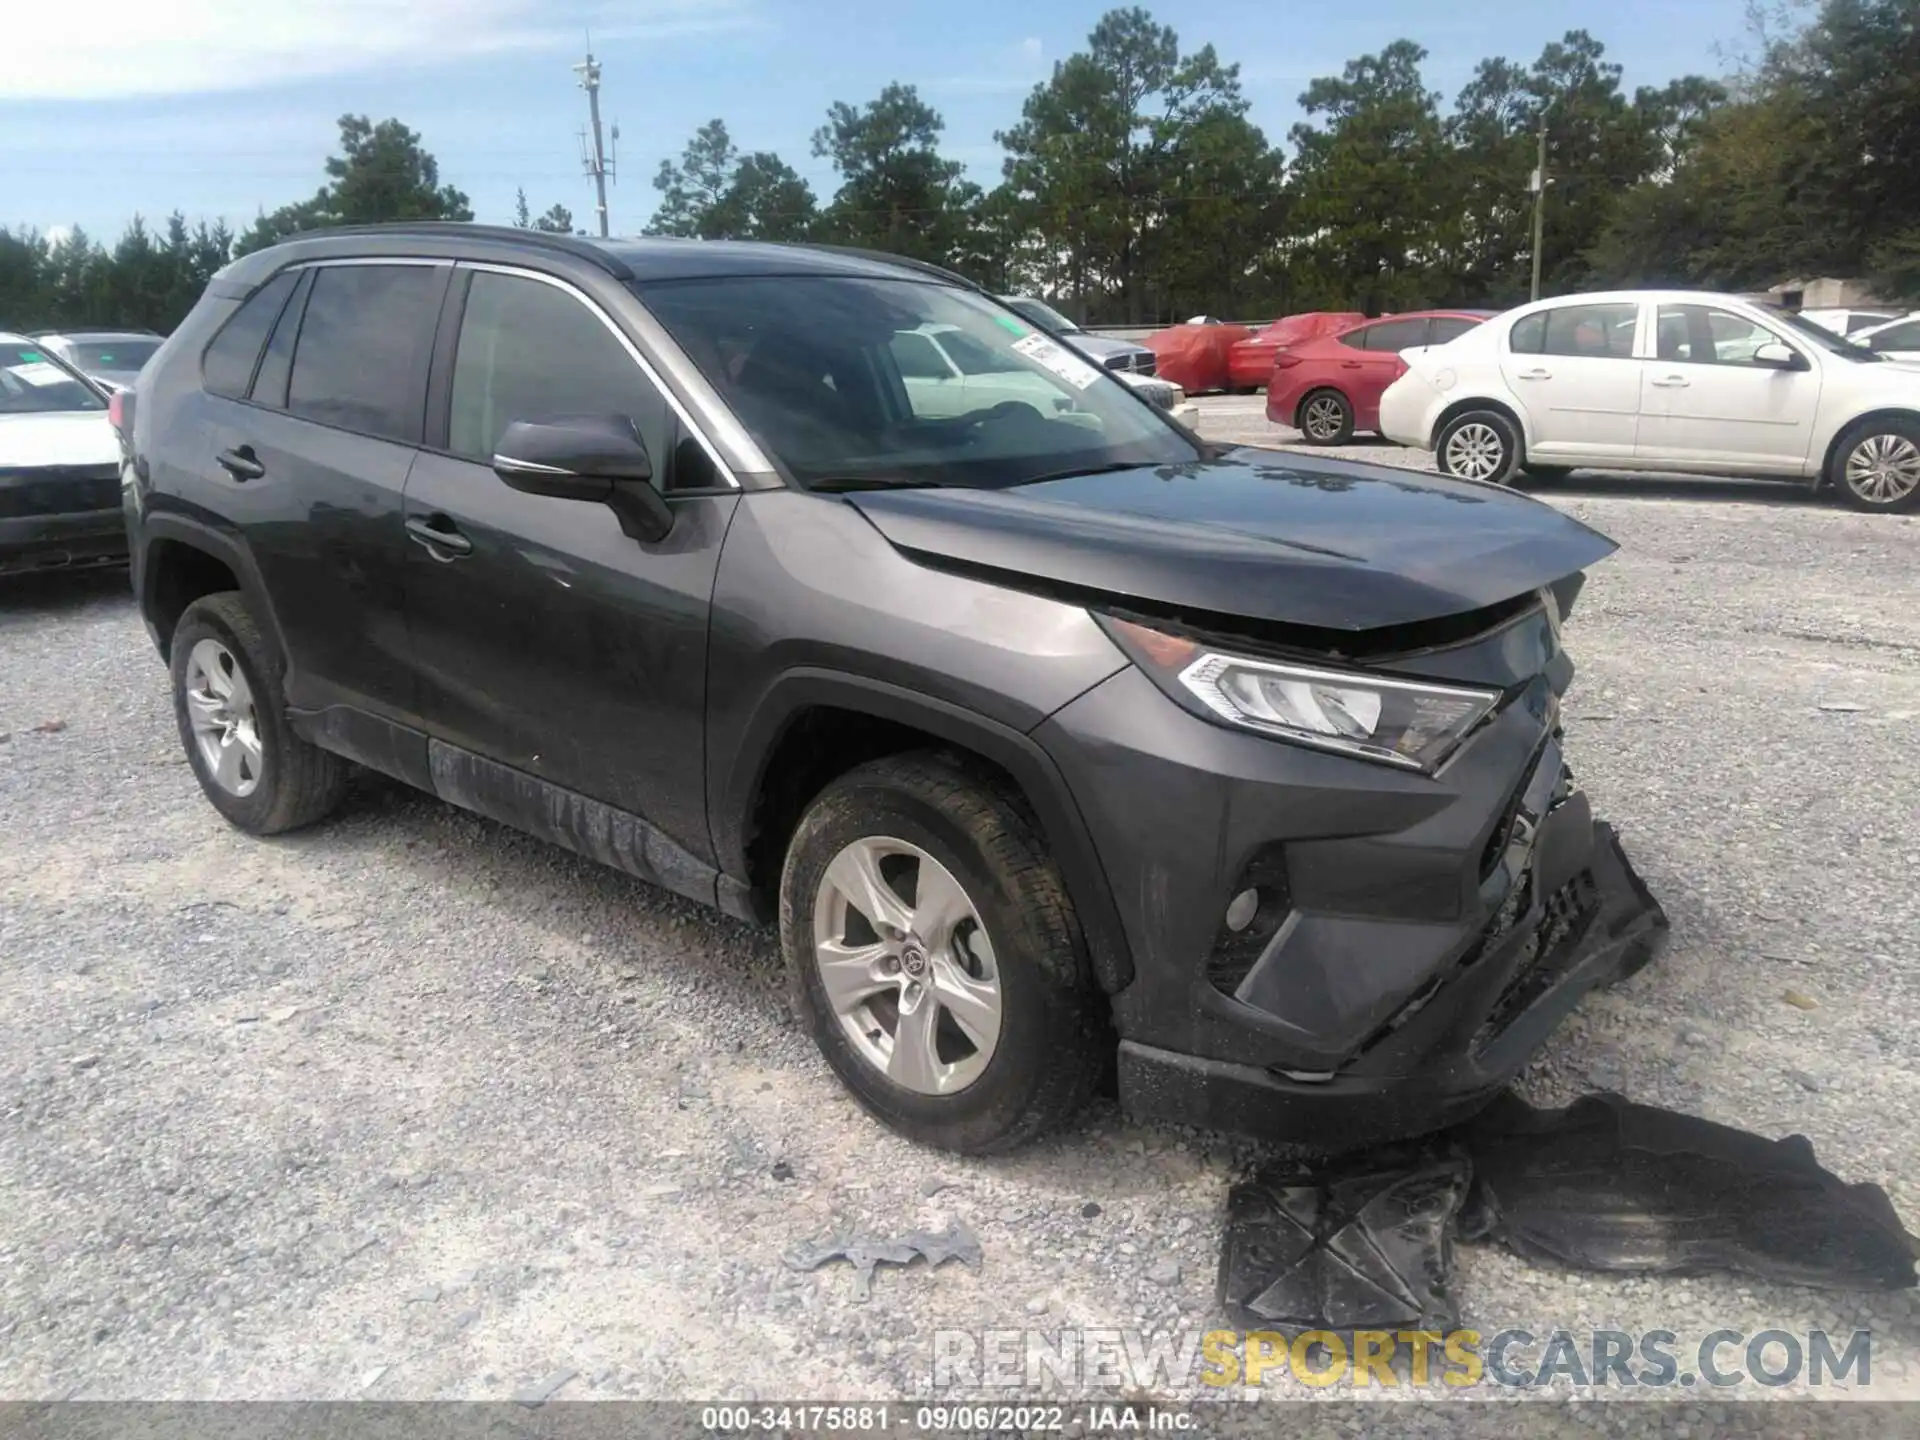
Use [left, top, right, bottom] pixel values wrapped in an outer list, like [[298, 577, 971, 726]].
[[812, 835, 1003, 1095], [1301, 395, 1346, 441], [182, 638, 264, 797], [1444, 422, 1507, 482], [1845, 433, 1920, 505]]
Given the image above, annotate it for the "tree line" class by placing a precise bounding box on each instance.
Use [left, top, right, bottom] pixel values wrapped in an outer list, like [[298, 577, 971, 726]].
[[5, 0, 1916, 334]]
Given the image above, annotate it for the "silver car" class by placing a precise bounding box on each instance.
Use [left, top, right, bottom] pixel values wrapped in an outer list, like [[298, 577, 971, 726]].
[[32, 329, 165, 394]]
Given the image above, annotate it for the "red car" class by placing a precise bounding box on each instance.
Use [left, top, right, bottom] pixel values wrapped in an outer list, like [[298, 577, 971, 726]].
[[1266, 310, 1497, 443], [1227, 312, 1365, 391]]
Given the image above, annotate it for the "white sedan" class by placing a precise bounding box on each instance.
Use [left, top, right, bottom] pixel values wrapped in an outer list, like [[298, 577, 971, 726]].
[[1850, 313, 1920, 363], [1378, 290, 1920, 512]]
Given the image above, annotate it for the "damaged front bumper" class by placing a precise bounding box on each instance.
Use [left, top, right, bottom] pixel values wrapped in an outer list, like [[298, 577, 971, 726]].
[[1117, 815, 1666, 1150], [1037, 600, 1668, 1150]]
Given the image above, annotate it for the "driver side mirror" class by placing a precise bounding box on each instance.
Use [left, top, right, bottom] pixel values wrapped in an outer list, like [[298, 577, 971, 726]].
[[492, 415, 674, 543], [1752, 342, 1804, 371]]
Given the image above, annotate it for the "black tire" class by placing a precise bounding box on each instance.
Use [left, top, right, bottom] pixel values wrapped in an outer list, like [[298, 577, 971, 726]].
[[1435, 408, 1524, 486], [170, 591, 350, 834], [1831, 417, 1920, 513], [1296, 388, 1355, 446], [778, 752, 1107, 1154], [1521, 463, 1572, 483]]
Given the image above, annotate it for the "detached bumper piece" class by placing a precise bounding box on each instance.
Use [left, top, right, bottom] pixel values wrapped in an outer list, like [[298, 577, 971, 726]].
[[1121, 818, 1670, 1151], [1220, 1093, 1916, 1337]]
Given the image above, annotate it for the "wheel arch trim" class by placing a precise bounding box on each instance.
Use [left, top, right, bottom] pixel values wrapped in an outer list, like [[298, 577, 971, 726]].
[[136, 514, 286, 665], [716, 667, 1136, 993]]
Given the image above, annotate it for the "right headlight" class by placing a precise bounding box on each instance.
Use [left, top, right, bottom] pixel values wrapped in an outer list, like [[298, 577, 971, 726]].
[[1101, 617, 1502, 774]]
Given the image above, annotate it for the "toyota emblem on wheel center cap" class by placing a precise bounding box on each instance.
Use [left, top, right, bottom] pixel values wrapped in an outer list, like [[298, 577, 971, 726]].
[[901, 944, 928, 977]]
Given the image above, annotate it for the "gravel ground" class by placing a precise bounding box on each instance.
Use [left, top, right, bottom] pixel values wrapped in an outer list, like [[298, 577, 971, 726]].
[[4, 398, 1919, 1420]]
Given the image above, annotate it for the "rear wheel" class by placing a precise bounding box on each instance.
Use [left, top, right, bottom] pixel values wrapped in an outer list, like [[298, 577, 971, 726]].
[[778, 753, 1107, 1154], [170, 592, 350, 834], [1833, 419, 1920, 513], [1436, 409, 1523, 486], [1297, 389, 1354, 445]]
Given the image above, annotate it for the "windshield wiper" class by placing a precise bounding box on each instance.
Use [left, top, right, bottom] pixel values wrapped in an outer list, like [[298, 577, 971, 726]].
[[1017, 460, 1148, 485], [808, 476, 944, 493]]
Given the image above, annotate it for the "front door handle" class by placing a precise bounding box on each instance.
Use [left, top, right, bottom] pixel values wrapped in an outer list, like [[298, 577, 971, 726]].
[[1650, 374, 1690, 388], [1516, 368, 1552, 381], [1341, 360, 1363, 369], [405, 515, 473, 558], [215, 446, 265, 481]]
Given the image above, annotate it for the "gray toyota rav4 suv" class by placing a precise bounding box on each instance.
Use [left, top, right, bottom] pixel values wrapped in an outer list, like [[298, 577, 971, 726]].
[[122, 225, 1665, 1154]]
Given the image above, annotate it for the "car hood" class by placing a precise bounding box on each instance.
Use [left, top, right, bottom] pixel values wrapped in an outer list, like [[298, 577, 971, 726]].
[[1061, 332, 1149, 362], [0, 410, 119, 468], [847, 448, 1618, 632]]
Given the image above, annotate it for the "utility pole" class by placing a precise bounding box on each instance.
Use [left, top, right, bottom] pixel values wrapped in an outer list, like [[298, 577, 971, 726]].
[[573, 48, 615, 238], [1528, 104, 1552, 303]]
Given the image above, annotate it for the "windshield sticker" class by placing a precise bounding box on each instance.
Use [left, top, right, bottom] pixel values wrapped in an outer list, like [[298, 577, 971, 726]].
[[1012, 332, 1102, 390], [12, 361, 69, 387], [992, 314, 1029, 336]]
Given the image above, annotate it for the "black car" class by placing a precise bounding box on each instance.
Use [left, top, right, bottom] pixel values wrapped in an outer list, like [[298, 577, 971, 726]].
[[1, 333, 128, 574], [124, 225, 1662, 1154]]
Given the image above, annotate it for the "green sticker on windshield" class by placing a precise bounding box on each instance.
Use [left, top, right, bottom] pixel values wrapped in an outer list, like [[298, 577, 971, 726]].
[[20, 351, 41, 362], [992, 315, 1029, 335]]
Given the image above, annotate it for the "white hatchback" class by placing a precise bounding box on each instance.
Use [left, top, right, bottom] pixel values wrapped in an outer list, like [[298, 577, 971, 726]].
[[1378, 290, 1920, 512]]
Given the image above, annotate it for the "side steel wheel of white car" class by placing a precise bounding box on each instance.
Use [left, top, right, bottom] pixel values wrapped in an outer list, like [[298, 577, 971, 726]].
[[778, 752, 1107, 1153], [1834, 419, 1920, 514], [1435, 409, 1523, 486], [170, 592, 351, 833]]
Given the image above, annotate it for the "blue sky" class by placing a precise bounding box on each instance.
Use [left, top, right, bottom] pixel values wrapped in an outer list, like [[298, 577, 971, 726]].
[[6, 0, 1753, 243]]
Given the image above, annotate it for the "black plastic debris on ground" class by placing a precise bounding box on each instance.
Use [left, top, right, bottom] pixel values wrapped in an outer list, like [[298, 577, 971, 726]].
[[784, 1219, 982, 1301], [1218, 1143, 1469, 1333], [1461, 1090, 1919, 1291], [1221, 1094, 1916, 1334]]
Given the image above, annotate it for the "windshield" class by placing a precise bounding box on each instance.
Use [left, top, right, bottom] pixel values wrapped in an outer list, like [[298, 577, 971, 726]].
[[0, 342, 106, 413], [1004, 297, 1081, 334], [69, 338, 161, 371], [637, 276, 1198, 490], [1764, 306, 1881, 362]]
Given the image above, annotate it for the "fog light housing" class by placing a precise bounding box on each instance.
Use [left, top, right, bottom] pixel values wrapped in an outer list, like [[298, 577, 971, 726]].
[[1224, 888, 1260, 932]]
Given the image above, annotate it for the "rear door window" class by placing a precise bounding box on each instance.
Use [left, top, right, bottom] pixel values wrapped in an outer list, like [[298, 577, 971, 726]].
[[1514, 302, 1640, 359], [1428, 316, 1480, 345], [202, 269, 299, 399], [1361, 318, 1429, 352], [1869, 320, 1920, 352], [287, 264, 445, 443]]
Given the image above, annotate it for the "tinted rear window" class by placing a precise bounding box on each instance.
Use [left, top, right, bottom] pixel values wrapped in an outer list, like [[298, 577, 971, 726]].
[[202, 270, 298, 399], [287, 264, 442, 443]]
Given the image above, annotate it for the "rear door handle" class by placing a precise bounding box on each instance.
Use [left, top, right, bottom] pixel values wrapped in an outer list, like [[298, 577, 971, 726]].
[[1516, 368, 1552, 381], [215, 446, 264, 481], [405, 515, 473, 558], [1650, 375, 1690, 388], [1340, 360, 1363, 369]]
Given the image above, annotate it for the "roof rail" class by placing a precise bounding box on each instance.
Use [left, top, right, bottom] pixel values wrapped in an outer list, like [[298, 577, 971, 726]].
[[796, 244, 984, 291], [276, 222, 631, 278]]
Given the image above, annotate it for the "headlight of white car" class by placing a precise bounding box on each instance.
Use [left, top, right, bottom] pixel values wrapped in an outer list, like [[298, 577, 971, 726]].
[[1102, 617, 1502, 773]]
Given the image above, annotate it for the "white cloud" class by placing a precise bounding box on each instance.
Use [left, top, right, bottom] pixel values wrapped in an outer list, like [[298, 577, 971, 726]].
[[927, 37, 1048, 96], [3, 0, 756, 101]]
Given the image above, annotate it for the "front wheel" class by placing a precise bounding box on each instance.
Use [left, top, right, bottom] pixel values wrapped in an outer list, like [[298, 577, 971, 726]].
[[1834, 420, 1920, 513], [778, 753, 1107, 1154], [1436, 409, 1523, 486]]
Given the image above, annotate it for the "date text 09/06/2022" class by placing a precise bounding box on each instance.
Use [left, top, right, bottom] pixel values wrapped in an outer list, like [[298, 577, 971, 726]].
[[700, 1405, 1197, 1433]]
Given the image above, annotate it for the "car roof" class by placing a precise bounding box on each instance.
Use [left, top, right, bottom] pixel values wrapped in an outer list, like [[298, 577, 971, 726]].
[[213, 224, 981, 292], [33, 328, 159, 340]]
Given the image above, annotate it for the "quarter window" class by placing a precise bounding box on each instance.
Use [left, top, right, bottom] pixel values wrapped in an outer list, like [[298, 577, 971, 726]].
[[202, 269, 298, 400], [888, 331, 951, 380], [448, 270, 668, 466], [287, 264, 442, 442]]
